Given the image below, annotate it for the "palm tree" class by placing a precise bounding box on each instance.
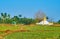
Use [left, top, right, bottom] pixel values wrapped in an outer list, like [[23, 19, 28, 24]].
[[8, 14, 10, 19], [1, 13, 4, 18], [1, 13, 8, 23], [19, 15, 22, 18], [1, 13, 7, 19], [4, 13, 7, 17], [0, 13, 3, 23]]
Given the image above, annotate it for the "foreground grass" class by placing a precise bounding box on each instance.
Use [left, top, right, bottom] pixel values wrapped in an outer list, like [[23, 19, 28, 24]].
[[0, 25, 60, 31], [0, 26, 20, 31], [0, 25, 60, 39], [5, 31, 60, 39]]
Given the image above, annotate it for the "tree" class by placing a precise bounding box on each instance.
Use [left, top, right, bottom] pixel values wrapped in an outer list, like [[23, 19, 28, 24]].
[[0, 12, 37, 24], [46, 16, 49, 19], [0, 13, 11, 24], [8, 14, 10, 18], [12, 16, 19, 24], [58, 20, 60, 24], [19, 15, 22, 18], [20, 17, 36, 25], [35, 10, 46, 22], [1, 13, 8, 23]]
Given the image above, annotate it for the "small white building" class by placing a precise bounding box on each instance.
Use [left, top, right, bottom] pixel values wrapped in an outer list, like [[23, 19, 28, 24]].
[[36, 16, 53, 25]]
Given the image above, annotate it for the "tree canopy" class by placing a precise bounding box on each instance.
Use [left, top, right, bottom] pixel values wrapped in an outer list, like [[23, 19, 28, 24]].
[[0, 13, 36, 25]]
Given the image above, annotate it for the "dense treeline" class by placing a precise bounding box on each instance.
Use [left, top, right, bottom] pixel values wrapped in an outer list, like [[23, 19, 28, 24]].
[[0, 13, 37, 25], [0, 12, 60, 25]]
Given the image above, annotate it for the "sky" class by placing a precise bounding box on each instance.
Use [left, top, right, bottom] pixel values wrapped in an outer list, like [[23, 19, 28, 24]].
[[0, 0, 60, 22]]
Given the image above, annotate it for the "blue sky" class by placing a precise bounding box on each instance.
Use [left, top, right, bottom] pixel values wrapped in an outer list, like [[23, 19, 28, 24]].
[[0, 0, 60, 22]]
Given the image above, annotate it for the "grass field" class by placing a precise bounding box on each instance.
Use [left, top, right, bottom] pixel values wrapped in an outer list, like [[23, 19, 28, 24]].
[[0, 25, 60, 39]]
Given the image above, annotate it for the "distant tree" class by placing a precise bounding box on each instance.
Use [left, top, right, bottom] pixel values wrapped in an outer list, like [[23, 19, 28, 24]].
[[35, 10, 46, 22], [22, 18, 31, 25], [21, 18, 36, 25], [1, 13, 8, 23], [58, 20, 60, 24], [0, 12, 37, 24], [0, 13, 11, 24], [18, 15, 22, 23], [46, 16, 49, 19], [1, 13, 4, 17], [12, 16, 19, 24], [19, 15, 22, 18], [8, 14, 10, 18], [0, 17, 2, 23]]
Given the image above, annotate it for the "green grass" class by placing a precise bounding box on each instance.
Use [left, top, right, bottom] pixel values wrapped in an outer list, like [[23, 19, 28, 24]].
[[0, 25, 60, 39], [0, 25, 60, 31], [4, 31, 60, 39], [22, 25, 60, 31], [0, 26, 20, 31]]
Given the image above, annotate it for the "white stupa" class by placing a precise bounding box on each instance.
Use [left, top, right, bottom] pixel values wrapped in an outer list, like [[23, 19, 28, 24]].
[[36, 16, 53, 25]]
